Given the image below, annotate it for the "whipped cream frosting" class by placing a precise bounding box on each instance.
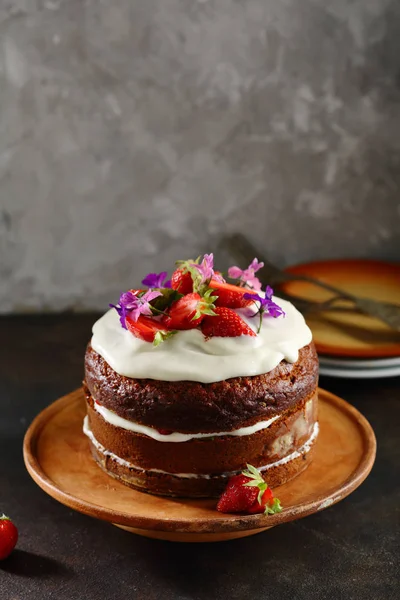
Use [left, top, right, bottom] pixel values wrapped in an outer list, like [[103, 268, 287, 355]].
[[91, 296, 312, 383], [93, 401, 281, 442], [83, 417, 319, 479]]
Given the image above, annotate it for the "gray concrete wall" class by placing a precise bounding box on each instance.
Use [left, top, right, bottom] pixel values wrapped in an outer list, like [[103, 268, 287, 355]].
[[0, 0, 399, 313]]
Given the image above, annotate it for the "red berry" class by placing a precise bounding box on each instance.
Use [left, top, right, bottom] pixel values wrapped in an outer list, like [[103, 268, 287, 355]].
[[201, 307, 256, 338], [126, 315, 170, 344], [0, 515, 18, 560], [216, 465, 282, 515], [216, 475, 258, 513], [248, 487, 274, 514], [209, 280, 257, 309], [170, 269, 193, 294], [163, 292, 215, 330]]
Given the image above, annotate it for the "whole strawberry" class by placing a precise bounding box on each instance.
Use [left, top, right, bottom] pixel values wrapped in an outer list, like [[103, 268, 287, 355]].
[[0, 515, 18, 560], [217, 465, 282, 515], [201, 307, 256, 338]]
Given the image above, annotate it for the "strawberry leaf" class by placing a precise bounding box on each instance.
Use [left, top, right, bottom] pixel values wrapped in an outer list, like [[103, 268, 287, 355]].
[[150, 289, 183, 313], [243, 480, 262, 488], [257, 483, 267, 505], [264, 498, 282, 515], [153, 330, 177, 347], [242, 464, 264, 481]]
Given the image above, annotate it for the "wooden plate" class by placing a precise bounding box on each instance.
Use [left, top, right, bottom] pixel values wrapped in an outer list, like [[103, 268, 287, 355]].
[[282, 259, 400, 358], [23, 388, 376, 543]]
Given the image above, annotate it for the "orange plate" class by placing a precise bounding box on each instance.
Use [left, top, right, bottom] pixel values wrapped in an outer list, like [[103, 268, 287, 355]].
[[282, 259, 400, 358], [23, 388, 376, 543]]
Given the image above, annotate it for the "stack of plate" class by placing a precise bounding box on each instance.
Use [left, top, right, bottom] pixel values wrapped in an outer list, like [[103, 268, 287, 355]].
[[318, 355, 400, 379], [281, 259, 400, 379]]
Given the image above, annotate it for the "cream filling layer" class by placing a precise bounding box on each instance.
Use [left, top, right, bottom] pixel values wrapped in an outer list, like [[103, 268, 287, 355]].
[[83, 417, 319, 479], [91, 295, 312, 383], [93, 401, 280, 442]]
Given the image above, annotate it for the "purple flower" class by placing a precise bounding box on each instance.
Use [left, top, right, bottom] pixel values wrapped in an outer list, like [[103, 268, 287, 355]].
[[191, 253, 215, 284], [228, 258, 264, 291], [141, 271, 171, 288], [244, 285, 285, 330], [110, 289, 162, 329]]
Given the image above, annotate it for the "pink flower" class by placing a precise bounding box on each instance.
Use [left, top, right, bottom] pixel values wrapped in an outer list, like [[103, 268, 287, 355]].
[[228, 258, 264, 290], [191, 253, 215, 284], [110, 289, 162, 329]]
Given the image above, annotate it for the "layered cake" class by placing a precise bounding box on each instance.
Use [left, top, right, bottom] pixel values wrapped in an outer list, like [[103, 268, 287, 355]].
[[83, 254, 319, 497]]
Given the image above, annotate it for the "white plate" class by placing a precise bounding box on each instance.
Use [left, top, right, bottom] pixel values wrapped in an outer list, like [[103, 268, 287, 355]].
[[319, 355, 400, 369], [319, 364, 400, 379]]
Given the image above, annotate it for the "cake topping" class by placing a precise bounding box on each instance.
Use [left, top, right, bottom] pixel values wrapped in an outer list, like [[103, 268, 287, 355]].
[[244, 285, 286, 332], [110, 289, 162, 329], [201, 306, 256, 339], [141, 271, 171, 289], [125, 315, 175, 346], [109, 253, 285, 345], [216, 464, 282, 515], [93, 253, 312, 382], [209, 279, 257, 308], [170, 266, 195, 294], [162, 291, 217, 330], [228, 257, 264, 291]]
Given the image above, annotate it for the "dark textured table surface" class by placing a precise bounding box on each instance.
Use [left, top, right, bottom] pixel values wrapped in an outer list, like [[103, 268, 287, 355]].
[[0, 314, 399, 600]]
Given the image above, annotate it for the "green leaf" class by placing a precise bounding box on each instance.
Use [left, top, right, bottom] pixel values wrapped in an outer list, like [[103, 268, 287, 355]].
[[243, 480, 261, 488], [245, 464, 263, 480], [150, 289, 183, 313], [153, 331, 164, 347], [152, 330, 177, 347], [257, 485, 266, 506], [264, 498, 282, 515]]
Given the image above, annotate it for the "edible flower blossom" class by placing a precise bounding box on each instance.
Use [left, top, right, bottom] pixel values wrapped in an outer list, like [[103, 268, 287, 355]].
[[110, 289, 162, 329], [244, 285, 285, 332], [141, 271, 171, 288], [228, 258, 264, 291], [191, 253, 215, 284]]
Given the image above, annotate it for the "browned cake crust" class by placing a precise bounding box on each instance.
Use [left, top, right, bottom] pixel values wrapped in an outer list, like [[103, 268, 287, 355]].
[[84, 342, 318, 433], [86, 390, 317, 474], [83, 341, 319, 497], [87, 437, 317, 497]]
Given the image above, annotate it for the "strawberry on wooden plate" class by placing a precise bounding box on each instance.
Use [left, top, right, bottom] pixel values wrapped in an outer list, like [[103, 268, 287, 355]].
[[217, 465, 282, 515], [201, 307, 256, 338]]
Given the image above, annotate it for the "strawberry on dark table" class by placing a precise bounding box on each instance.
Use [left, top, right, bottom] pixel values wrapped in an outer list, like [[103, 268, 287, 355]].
[[0, 515, 18, 560]]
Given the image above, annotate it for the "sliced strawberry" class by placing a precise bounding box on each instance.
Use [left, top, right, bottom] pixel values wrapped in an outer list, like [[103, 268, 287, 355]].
[[201, 307, 256, 338], [170, 269, 193, 294], [126, 315, 172, 345], [217, 465, 282, 515], [209, 279, 257, 308], [163, 292, 216, 330], [216, 475, 258, 513]]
